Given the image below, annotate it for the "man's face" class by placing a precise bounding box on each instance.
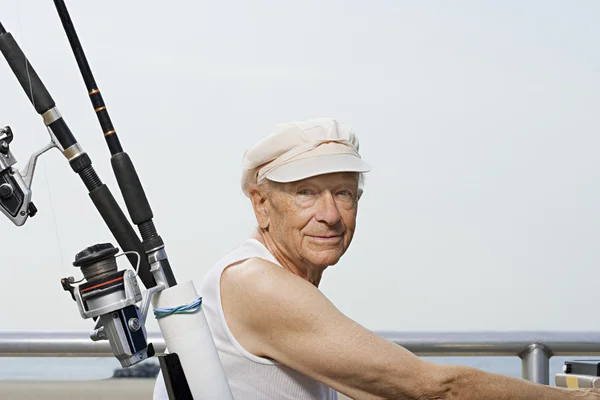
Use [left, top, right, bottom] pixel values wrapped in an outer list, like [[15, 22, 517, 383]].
[[263, 172, 361, 269]]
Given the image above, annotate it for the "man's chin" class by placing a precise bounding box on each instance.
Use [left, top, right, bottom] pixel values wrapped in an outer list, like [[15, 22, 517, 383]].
[[309, 251, 344, 268]]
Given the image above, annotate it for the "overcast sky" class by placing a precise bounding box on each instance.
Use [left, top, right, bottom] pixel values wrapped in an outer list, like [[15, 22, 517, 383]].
[[0, 0, 598, 335]]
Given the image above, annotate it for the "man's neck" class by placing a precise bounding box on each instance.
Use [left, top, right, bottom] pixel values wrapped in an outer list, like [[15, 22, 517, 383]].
[[251, 230, 324, 287]]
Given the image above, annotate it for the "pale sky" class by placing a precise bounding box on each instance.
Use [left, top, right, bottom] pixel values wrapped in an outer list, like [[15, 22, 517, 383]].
[[0, 0, 598, 335]]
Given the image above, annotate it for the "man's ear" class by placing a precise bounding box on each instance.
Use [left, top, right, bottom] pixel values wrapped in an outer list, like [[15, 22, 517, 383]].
[[249, 185, 270, 229]]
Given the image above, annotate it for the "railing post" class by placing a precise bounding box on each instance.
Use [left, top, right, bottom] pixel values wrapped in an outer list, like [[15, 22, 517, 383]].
[[519, 343, 551, 385]]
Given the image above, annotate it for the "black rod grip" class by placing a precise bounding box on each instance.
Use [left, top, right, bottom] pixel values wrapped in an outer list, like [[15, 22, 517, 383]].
[[111, 153, 153, 225], [0, 31, 55, 114], [47, 114, 78, 150], [89, 184, 156, 288]]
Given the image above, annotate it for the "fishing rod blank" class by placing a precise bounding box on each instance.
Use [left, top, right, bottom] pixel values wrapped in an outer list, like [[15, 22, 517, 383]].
[[0, 21, 156, 289], [52, 0, 176, 289]]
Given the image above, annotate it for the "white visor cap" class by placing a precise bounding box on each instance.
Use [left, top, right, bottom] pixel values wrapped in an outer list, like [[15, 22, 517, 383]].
[[241, 118, 371, 196]]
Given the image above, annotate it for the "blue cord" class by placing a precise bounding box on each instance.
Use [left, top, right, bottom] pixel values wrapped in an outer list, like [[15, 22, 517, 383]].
[[153, 297, 203, 319]]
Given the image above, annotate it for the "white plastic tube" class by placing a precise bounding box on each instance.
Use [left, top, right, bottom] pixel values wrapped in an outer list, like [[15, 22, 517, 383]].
[[152, 280, 233, 399]]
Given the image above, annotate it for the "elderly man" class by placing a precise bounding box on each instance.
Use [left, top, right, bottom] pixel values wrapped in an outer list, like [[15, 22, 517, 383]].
[[155, 118, 598, 399]]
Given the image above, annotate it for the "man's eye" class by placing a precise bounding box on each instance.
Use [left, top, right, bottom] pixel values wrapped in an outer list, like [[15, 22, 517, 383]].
[[337, 190, 353, 197], [297, 189, 314, 195]]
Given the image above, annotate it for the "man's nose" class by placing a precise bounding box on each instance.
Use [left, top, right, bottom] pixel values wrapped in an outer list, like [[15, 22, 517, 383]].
[[315, 191, 342, 225]]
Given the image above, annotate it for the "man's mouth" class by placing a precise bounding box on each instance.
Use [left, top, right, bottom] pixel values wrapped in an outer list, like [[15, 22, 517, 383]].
[[308, 234, 343, 242]]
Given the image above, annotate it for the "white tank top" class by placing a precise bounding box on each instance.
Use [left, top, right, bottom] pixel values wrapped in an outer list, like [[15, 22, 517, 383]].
[[154, 238, 338, 399]]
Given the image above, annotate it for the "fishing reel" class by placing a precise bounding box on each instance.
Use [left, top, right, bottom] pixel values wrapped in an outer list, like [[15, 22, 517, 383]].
[[0, 125, 57, 226], [61, 243, 163, 368]]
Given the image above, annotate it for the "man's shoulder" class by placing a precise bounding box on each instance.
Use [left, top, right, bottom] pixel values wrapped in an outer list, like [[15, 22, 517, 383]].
[[221, 256, 297, 297], [220, 256, 326, 333], [197, 239, 273, 289]]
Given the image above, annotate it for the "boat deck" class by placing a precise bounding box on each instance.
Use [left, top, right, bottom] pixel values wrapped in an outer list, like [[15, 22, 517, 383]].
[[0, 379, 353, 399]]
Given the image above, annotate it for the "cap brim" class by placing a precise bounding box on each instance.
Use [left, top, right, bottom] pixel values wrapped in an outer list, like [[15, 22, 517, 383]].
[[265, 153, 371, 183]]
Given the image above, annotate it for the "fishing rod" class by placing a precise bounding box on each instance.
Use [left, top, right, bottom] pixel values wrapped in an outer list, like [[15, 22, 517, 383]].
[[52, 0, 176, 289], [0, 21, 154, 286], [0, 16, 155, 365], [0, 3, 232, 398]]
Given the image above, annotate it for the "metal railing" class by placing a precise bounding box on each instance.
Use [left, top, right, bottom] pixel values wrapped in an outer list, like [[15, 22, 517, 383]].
[[1, 331, 600, 385]]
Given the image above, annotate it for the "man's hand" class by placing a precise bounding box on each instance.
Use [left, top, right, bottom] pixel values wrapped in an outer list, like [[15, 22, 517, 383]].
[[221, 257, 599, 399]]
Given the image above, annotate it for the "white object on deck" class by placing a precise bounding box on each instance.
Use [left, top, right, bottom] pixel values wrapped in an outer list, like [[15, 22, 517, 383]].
[[151, 280, 233, 399]]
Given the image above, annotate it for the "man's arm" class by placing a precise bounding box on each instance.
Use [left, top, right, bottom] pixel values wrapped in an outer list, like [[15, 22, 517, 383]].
[[221, 258, 597, 399]]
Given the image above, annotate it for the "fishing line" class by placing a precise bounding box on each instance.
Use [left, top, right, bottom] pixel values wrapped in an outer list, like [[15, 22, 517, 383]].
[[13, 0, 68, 277]]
